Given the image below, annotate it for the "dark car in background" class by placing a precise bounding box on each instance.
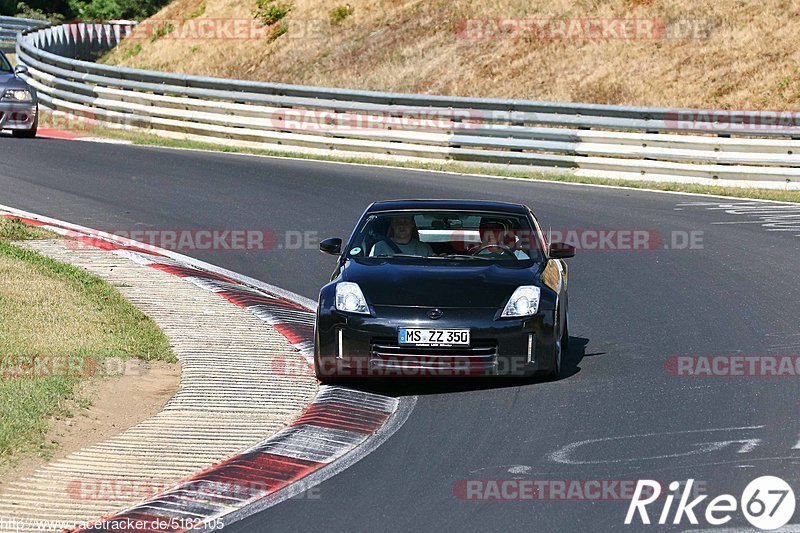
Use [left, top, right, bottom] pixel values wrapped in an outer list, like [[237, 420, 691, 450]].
[[0, 52, 37, 138], [314, 199, 575, 382]]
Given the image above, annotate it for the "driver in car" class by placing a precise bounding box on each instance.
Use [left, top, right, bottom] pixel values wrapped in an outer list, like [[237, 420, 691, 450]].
[[369, 215, 433, 257], [470, 219, 528, 259]]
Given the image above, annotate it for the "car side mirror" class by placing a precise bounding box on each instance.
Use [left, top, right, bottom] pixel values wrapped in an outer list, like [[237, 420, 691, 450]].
[[319, 237, 342, 255], [549, 242, 575, 259], [14, 65, 28, 75]]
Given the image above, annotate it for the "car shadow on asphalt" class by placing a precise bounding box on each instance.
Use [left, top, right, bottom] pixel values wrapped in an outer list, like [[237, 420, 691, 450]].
[[338, 336, 596, 397]]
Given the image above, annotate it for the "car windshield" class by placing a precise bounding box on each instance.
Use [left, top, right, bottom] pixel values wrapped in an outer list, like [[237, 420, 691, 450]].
[[347, 210, 544, 263], [0, 54, 12, 73]]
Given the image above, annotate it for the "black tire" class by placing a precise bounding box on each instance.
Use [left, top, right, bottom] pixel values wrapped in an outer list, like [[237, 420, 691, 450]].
[[11, 106, 39, 139], [547, 308, 568, 380], [313, 355, 327, 382], [11, 126, 37, 138], [313, 354, 341, 385], [548, 333, 563, 381], [314, 366, 335, 385], [12, 113, 38, 138]]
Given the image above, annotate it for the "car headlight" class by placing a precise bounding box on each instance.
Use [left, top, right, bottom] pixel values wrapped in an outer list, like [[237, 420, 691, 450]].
[[501, 286, 541, 317], [2, 90, 33, 102], [335, 282, 369, 314]]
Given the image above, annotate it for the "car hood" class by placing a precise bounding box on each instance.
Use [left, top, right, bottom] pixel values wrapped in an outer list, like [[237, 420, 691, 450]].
[[0, 73, 31, 90], [342, 258, 540, 308]]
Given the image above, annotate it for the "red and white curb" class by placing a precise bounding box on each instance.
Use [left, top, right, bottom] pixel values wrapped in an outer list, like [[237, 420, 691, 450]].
[[0, 205, 415, 532], [36, 128, 133, 144]]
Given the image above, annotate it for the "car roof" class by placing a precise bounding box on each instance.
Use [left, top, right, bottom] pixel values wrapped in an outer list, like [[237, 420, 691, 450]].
[[366, 199, 530, 215]]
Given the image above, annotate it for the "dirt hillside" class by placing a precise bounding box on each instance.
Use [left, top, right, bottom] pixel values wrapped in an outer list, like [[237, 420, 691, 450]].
[[101, 0, 800, 110]]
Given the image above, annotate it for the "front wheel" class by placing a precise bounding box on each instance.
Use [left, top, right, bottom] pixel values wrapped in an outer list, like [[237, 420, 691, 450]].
[[12, 111, 38, 138], [547, 311, 568, 380], [314, 365, 337, 385], [11, 126, 37, 138], [314, 353, 341, 385], [549, 338, 562, 380]]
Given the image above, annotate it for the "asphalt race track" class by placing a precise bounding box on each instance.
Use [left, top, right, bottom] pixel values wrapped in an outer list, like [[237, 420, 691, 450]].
[[2, 138, 800, 532]]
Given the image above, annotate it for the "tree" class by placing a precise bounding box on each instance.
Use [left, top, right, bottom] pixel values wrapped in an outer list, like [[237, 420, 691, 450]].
[[68, 0, 170, 20]]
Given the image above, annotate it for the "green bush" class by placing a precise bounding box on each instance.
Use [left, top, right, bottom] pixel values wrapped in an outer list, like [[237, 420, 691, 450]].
[[253, 0, 290, 25], [329, 4, 352, 25], [67, 0, 170, 21], [14, 2, 65, 22]]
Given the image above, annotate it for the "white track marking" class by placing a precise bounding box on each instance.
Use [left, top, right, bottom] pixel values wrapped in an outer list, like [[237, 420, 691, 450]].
[[549, 426, 765, 465], [677, 201, 800, 236]]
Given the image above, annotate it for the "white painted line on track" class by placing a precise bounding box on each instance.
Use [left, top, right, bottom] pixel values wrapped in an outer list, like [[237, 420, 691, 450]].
[[549, 426, 765, 465]]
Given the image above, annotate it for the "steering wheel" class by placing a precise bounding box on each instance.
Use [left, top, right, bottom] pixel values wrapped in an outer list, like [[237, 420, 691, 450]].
[[472, 243, 515, 257]]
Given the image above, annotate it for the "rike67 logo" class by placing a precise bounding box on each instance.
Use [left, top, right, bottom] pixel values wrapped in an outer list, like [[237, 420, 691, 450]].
[[625, 476, 796, 530]]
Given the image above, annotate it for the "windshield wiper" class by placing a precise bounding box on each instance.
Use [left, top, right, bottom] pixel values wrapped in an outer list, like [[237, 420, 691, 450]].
[[437, 254, 492, 261], [373, 253, 491, 261]]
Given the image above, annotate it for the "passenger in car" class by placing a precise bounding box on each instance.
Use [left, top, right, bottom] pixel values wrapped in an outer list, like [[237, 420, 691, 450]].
[[369, 215, 433, 257]]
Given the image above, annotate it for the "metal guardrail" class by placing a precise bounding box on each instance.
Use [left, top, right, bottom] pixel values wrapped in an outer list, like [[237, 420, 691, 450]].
[[0, 16, 47, 52], [14, 22, 800, 188]]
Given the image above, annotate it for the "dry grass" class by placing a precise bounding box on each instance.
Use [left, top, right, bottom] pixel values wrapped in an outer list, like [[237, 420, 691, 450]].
[[102, 0, 800, 110], [0, 218, 173, 461]]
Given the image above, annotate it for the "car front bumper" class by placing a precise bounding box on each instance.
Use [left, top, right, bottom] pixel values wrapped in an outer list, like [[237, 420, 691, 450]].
[[0, 101, 37, 130], [315, 304, 558, 378]]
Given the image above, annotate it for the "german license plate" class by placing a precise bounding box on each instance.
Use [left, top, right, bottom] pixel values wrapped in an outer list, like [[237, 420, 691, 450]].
[[398, 328, 470, 346]]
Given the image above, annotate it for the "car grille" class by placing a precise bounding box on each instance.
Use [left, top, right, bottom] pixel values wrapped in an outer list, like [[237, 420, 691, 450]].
[[369, 337, 498, 372]]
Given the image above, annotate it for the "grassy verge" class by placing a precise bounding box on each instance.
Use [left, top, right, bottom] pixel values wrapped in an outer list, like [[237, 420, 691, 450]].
[[81, 126, 800, 204], [0, 217, 174, 462]]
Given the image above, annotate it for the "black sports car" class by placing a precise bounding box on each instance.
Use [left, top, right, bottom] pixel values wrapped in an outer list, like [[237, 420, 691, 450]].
[[314, 199, 575, 381]]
